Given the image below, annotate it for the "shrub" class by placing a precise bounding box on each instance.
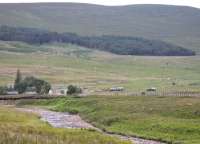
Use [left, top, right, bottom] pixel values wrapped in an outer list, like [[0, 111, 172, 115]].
[[60, 90, 65, 95], [17, 82, 27, 94], [102, 117, 120, 126], [67, 108, 79, 114], [141, 92, 146, 95], [0, 86, 7, 95], [67, 85, 82, 95], [40, 82, 51, 94], [24, 77, 51, 94]]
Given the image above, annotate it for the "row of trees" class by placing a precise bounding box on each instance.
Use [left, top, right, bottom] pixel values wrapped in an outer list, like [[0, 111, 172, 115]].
[[14, 70, 51, 94], [0, 25, 195, 56], [0, 70, 81, 95]]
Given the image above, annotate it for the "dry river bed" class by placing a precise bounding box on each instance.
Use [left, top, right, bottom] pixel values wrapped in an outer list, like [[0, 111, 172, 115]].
[[16, 107, 165, 144]]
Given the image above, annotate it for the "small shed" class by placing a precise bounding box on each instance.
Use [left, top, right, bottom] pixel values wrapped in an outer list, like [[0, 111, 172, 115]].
[[49, 88, 68, 96], [7, 91, 18, 95], [49, 89, 53, 96], [146, 87, 157, 92], [110, 87, 124, 92]]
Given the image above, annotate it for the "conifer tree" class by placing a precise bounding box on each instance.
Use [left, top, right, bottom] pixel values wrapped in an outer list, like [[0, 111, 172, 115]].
[[14, 69, 22, 90]]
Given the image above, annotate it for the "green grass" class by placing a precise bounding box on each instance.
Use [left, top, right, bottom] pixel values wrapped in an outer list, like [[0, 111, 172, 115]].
[[18, 96, 200, 144], [0, 41, 200, 93], [0, 106, 130, 144]]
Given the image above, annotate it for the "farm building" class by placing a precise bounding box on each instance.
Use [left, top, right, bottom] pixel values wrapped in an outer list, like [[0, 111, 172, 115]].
[[7, 91, 18, 95], [49, 88, 68, 96], [146, 87, 157, 92], [110, 87, 124, 92]]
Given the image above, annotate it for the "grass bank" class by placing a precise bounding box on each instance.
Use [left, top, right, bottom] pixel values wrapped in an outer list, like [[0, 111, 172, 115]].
[[18, 95, 200, 144], [0, 106, 130, 144]]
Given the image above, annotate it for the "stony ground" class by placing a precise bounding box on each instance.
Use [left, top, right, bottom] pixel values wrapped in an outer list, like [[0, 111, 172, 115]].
[[16, 107, 165, 144]]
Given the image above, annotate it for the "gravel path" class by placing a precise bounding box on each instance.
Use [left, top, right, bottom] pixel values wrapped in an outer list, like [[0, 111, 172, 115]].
[[16, 107, 165, 144]]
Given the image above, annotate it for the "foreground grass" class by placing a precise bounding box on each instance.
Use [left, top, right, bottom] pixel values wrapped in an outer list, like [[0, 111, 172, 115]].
[[0, 106, 130, 144], [19, 96, 200, 144]]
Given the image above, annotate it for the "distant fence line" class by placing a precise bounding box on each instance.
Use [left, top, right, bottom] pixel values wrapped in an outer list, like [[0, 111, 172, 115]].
[[0, 95, 64, 100], [127, 91, 200, 97], [99, 91, 200, 97], [0, 91, 200, 101]]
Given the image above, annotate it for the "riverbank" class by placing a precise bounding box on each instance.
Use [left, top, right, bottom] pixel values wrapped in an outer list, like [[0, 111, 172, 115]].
[[16, 107, 164, 144], [0, 105, 130, 144], [17, 95, 200, 144]]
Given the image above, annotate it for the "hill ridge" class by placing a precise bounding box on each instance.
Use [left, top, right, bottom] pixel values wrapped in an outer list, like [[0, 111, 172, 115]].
[[0, 3, 200, 53], [0, 25, 195, 56]]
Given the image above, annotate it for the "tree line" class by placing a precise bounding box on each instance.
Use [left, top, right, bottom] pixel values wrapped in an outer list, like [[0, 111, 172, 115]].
[[0, 70, 51, 95], [0, 25, 195, 56], [0, 69, 82, 96], [14, 69, 51, 94]]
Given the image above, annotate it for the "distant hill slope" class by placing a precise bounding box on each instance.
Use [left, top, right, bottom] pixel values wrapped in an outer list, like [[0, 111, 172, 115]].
[[0, 26, 195, 56], [0, 3, 200, 53]]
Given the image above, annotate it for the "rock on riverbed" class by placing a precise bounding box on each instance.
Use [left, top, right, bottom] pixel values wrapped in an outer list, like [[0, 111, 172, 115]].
[[16, 107, 95, 129]]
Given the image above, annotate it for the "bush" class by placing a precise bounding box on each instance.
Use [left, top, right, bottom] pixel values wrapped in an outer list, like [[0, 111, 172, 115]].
[[67, 108, 79, 114], [60, 90, 65, 95], [40, 82, 51, 94], [24, 77, 51, 94], [102, 117, 120, 126], [141, 92, 146, 95], [67, 85, 82, 95], [17, 82, 27, 94], [14, 72, 51, 94], [0, 86, 7, 95]]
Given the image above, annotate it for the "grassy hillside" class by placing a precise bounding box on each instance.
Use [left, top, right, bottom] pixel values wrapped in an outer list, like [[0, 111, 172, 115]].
[[0, 3, 200, 53], [0, 106, 130, 144], [0, 41, 200, 93], [18, 96, 200, 144], [0, 25, 195, 56]]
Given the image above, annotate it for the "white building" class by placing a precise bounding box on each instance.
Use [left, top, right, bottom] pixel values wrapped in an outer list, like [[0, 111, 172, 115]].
[[110, 87, 124, 92]]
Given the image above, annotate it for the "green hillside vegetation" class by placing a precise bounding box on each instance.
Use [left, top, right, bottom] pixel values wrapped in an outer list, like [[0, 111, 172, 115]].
[[0, 106, 130, 144], [18, 96, 200, 144], [0, 25, 195, 56], [0, 41, 200, 93], [0, 3, 200, 53]]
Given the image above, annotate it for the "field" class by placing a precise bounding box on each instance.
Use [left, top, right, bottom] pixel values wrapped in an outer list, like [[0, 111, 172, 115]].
[[0, 106, 130, 144], [0, 41, 200, 94], [18, 95, 200, 144]]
